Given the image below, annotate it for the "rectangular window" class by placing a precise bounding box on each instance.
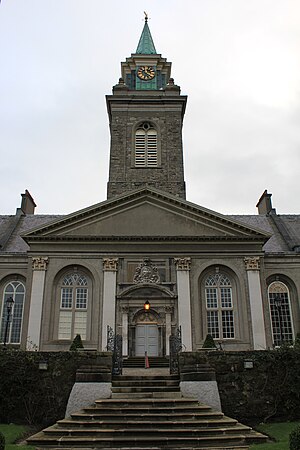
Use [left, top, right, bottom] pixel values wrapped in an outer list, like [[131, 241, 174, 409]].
[[10, 302, 24, 344], [58, 311, 72, 340], [76, 288, 88, 309], [74, 311, 87, 340], [61, 288, 72, 309], [222, 310, 235, 338], [207, 311, 220, 339], [205, 288, 218, 309], [220, 287, 232, 308]]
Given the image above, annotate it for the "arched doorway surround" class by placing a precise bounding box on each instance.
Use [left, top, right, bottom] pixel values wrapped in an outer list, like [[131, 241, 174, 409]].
[[117, 284, 176, 357]]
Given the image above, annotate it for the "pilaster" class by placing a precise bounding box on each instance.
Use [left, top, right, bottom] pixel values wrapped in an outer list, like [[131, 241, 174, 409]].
[[174, 257, 192, 351], [26, 257, 49, 350], [244, 257, 267, 350], [101, 258, 118, 351]]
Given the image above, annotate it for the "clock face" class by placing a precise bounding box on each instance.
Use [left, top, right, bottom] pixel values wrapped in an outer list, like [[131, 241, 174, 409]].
[[137, 65, 156, 81]]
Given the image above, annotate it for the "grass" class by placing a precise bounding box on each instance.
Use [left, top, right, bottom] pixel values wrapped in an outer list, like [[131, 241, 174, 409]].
[[0, 424, 35, 450], [250, 421, 300, 450]]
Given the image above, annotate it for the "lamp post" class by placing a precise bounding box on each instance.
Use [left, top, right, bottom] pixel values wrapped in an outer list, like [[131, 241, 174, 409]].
[[273, 294, 284, 346], [3, 296, 14, 347]]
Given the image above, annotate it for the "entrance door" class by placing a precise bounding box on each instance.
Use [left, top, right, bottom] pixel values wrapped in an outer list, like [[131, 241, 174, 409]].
[[135, 324, 159, 356]]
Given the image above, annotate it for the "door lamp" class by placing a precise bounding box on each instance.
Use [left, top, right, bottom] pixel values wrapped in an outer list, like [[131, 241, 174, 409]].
[[144, 300, 150, 311]]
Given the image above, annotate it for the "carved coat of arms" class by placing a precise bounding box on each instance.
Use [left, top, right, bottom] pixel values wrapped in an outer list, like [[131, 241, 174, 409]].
[[133, 259, 160, 284]]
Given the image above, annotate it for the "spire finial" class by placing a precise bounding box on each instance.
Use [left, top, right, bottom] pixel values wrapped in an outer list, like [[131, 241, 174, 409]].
[[144, 11, 148, 22]]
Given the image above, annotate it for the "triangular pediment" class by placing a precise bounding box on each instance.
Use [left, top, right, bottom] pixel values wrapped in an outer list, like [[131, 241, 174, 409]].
[[23, 188, 270, 242]]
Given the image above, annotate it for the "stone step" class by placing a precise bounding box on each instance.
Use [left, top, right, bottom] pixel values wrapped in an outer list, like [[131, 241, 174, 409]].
[[122, 357, 169, 368], [58, 418, 240, 429], [113, 375, 179, 381], [42, 425, 252, 437], [111, 386, 181, 393], [71, 410, 225, 421], [111, 391, 182, 399], [27, 432, 251, 448], [112, 379, 179, 387], [94, 398, 200, 407]]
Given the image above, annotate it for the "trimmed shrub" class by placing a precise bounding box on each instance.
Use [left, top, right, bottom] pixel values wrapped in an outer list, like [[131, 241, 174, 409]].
[[289, 424, 300, 450], [69, 334, 84, 351], [0, 431, 5, 450], [202, 334, 217, 349]]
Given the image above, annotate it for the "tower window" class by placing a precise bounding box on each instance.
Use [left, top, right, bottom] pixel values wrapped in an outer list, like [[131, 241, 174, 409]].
[[205, 271, 234, 339], [135, 123, 157, 167]]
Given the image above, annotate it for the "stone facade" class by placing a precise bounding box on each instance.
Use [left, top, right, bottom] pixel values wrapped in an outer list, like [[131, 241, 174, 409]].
[[0, 20, 299, 355]]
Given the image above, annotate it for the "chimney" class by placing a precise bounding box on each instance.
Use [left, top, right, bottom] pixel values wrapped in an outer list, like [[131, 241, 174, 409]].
[[256, 190, 276, 215], [20, 190, 37, 215]]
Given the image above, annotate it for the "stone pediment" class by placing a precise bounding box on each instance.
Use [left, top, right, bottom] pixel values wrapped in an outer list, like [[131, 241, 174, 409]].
[[23, 188, 270, 242]]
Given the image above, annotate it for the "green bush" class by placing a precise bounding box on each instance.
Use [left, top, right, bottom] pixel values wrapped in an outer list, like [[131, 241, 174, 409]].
[[289, 424, 300, 450], [69, 334, 84, 351], [0, 431, 5, 450], [202, 334, 217, 349]]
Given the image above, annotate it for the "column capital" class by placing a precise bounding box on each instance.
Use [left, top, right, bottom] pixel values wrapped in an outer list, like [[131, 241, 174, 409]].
[[165, 305, 173, 314], [244, 257, 260, 271], [174, 257, 191, 271], [32, 257, 49, 271], [103, 258, 119, 271]]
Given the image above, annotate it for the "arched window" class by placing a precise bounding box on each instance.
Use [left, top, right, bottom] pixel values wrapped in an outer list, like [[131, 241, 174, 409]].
[[135, 122, 157, 167], [58, 272, 89, 340], [0, 281, 25, 344], [268, 281, 294, 346], [205, 271, 234, 339]]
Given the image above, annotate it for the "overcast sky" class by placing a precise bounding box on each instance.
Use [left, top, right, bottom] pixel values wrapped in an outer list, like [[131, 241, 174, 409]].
[[1, 0, 300, 216]]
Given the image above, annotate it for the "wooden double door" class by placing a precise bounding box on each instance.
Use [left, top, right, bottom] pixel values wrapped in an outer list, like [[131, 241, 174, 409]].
[[135, 324, 159, 356]]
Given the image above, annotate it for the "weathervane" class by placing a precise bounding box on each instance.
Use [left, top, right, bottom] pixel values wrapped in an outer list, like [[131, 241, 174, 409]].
[[144, 11, 149, 22]]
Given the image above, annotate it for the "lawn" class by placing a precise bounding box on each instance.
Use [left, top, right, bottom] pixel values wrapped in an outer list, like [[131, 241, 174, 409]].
[[0, 424, 35, 450], [251, 421, 300, 450]]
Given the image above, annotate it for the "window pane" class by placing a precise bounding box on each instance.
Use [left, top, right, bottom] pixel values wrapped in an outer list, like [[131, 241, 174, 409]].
[[76, 288, 88, 309], [222, 310, 235, 338], [0, 282, 25, 344], [220, 287, 232, 308], [207, 311, 219, 338], [58, 311, 72, 339], [205, 288, 218, 308], [61, 288, 72, 309], [74, 311, 87, 340], [269, 291, 293, 346], [10, 301, 24, 343]]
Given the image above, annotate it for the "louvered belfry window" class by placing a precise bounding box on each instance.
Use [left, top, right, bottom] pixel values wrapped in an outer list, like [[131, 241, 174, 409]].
[[135, 122, 157, 167]]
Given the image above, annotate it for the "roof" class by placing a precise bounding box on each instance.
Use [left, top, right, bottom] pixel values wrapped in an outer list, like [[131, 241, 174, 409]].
[[0, 191, 299, 255], [136, 18, 157, 54]]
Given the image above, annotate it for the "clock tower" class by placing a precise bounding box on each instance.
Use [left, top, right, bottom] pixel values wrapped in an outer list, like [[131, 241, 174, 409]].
[[106, 16, 187, 199]]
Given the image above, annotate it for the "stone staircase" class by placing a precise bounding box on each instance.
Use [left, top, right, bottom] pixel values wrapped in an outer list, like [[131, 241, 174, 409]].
[[27, 373, 267, 449]]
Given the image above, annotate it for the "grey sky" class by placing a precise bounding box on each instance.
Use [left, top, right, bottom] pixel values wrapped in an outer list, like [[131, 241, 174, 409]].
[[1, 0, 299, 215]]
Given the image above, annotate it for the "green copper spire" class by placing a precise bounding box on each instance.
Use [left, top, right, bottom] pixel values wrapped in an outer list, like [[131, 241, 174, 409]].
[[136, 13, 157, 54]]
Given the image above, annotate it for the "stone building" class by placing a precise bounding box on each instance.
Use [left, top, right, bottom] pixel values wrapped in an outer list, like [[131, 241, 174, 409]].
[[0, 18, 299, 355]]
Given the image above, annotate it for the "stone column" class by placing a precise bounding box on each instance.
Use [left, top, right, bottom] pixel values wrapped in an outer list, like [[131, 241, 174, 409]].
[[121, 306, 129, 356], [165, 306, 172, 356], [174, 257, 192, 351], [26, 257, 49, 350], [244, 257, 267, 350], [101, 258, 118, 351]]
